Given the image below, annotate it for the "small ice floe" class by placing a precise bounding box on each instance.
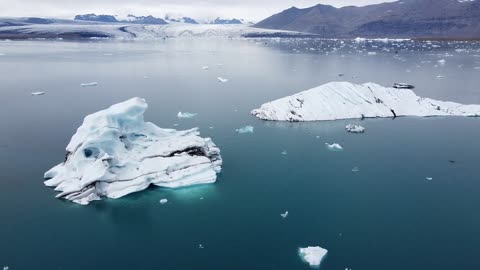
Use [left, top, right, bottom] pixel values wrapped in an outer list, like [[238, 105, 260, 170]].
[[200, 197, 204, 200], [436, 75, 445, 79], [426, 177, 433, 181], [209, 126, 214, 129], [202, 66, 209, 70], [3, 266, 9, 270], [80, 82, 98, 87], [437, 59, 446, 66], [31, 91, 45, 96], [236, 126, 254, 134], [352, 167, 360, 172], [281, 150, 288, 155], [393, 83, 415, 89], [143, 76, 149, 79], [159, 198, 168, 204], [325, 143, 343, 151], [177, 112, 198, 119], [103, 53, 113, 56], [280, 211, 289, 218], [367, 52, 377, 55], [217, 77, 229, 83], [345, 124, 365, 133], [199, 244, 204, 249], [298, 246, 328, 268]]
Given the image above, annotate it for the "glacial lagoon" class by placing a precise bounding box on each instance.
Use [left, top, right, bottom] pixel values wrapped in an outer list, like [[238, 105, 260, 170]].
[[0, 38, 480, 269]]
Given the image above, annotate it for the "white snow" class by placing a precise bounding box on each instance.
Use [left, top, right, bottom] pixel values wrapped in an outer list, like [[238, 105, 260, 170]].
[[251, 82, 480, 122], [217, 77, 229, 83], [177, 112, 198, 118], [80, 82, 98, 87], [236, 126, 254, 133], [44, 98, 222, 205], [345, 124, 365, 133], [31, 91, 45, 96], [325, 143, 343, 151], [299, 246, 328, 267]]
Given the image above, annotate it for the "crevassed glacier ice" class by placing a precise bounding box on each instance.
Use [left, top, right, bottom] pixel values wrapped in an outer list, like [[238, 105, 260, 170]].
[[251, 82, 480, 122], [44, 98, 222, 205], [298, 246, 328, 267]]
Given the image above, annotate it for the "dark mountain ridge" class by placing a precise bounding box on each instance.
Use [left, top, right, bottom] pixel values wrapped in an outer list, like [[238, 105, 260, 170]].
[[255, 0, 480, 39]]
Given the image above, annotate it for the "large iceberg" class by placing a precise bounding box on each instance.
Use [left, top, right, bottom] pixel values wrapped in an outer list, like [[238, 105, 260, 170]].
[[44, 98, 222, 205], [251, 82, 480, 121]]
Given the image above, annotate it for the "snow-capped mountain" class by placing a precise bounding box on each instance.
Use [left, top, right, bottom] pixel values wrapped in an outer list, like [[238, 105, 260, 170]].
[[164, 15, 198, 24], [74, 13, 167, 25]]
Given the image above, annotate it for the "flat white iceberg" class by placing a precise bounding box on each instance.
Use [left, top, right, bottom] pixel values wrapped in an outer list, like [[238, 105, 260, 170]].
[[299, 246, 328, 268], [80, 82, 98, 87], [251, 82, 480, 121], [44, 98, 222, 205], [217, 77, 229, 83], [325, 143, 343, 151], [31, 92, 45, 96], [345, 124, 365, 133], [236, 126, 254, 134], [177, 112, 198, 119]]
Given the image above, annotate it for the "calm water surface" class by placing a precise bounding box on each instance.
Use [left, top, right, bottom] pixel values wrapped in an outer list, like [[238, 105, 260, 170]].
[[0, 38, 479, 270]]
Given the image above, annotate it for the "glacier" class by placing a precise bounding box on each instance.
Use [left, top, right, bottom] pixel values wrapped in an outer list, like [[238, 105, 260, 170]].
[[251, 82, 480, 122], [298, 246, 328, 267], [44, 98, 222, 205]]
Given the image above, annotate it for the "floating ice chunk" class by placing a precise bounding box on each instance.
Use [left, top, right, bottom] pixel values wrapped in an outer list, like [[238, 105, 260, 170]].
[[177, 112, 198, 118], [3, 266, 9, 270], [199, 244, 204, 249], [438, 59, 446, 65], [103, 53, 113, 56], [202, 66, 209, 70], [143, 76, 149, 79], [436, 75, 445, 79], [352, 167, 360, 172], [159, 198, 168, 204], [281, 150, 288, 155], [426, 177, 433, 181], [281, 211, 289, 218], [236, 126, 254, 134], [299, 246, 328, 267], [325, 143, 343, 151], [31, 91, 45, 96], [346, 124, 365, 133], [80, 82, 98, 87], [393, 83, 414, 89], [251, 82, 480, 122], [217, 77, 229, 83], [367, 52, 377, 55], [43, 98, 222, 205]]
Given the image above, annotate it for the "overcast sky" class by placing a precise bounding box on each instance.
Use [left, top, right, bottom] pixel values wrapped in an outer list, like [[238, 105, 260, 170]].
[[0, 0, 396, 21]]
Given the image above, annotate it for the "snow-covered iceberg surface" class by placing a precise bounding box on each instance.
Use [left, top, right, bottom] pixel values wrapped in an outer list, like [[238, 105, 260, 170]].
[[44, 98, 222, 205], [251, 82, 480, 122], [298, 246, 328, 267]]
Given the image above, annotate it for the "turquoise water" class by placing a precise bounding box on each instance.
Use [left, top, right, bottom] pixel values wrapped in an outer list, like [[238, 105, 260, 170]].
[[0, 39, 479, 270]]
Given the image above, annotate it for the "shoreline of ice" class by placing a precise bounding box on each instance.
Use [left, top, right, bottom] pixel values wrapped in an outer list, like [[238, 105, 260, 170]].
[[251, 82, 480, 122], [44, 98, 222, 205]]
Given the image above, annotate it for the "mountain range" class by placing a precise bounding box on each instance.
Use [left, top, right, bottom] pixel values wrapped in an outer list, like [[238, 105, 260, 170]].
[[254, 0, 480, 39], [74, 13, 245, 25]]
